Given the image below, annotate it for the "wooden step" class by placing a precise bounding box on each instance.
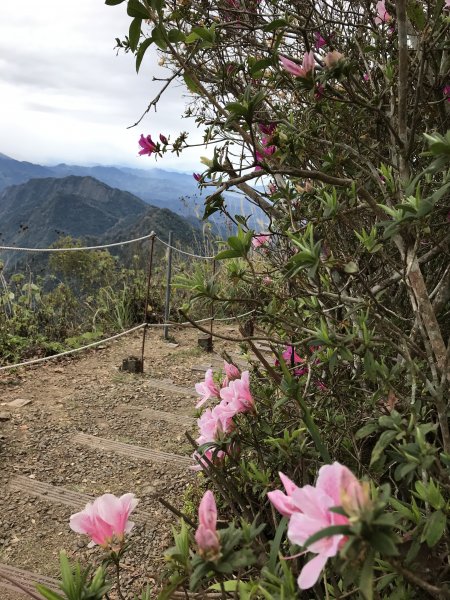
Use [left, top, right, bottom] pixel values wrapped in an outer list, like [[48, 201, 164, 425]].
[[8, 476, 153, 524], [117, 405, 195, 427], [0, 563, 59, 599], [73, 433, 192, 468]]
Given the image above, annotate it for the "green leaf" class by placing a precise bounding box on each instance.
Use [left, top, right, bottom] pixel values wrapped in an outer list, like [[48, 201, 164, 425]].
[[370, 430, 398, 466], [369, 531, 399, 556], [105, 0, 126, 4], [215, 249, 243, 260], [152, 24, 167, 50], [303, 524, 351, 548], [128, 17, 142, 52], [355, 422, 378, 440], [168, 28, 186, 43], [183, 71, 200, 93], [249, 57, 273, 77], [268, 517, 288, 573], [127, 0, 149, 18], [406, 0, 426, 30], [359, 549, 375, 600], [263, 18, 289, 31], [422, 510, 446, 547], [136, 37, 153, 73], [343, 261, 358, 274], [35, 586, 65, 600]]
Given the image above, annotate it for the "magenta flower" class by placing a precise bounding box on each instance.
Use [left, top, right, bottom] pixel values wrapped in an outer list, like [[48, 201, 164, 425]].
[[443, 85, 450, 102], [138, 134, 157, 156], [195, 369, 221, 409], [220, 370, 254, 413], [193, 172, 202, 181], [267, 472, 301, 517], [271, 463, 366, 590], [314, 83, 325, 100], [259, 122, 276, 136], [363, 72, 370, 82], [159, 133, 168, 145], [275, 345, 307, 376], [252, 234, 270, 248], [280, 51, 315, 78], [375, 0, 392, 24], [314, 32, 326, 49], [195, 490, 220, 560], [70, 493, 138, 549]]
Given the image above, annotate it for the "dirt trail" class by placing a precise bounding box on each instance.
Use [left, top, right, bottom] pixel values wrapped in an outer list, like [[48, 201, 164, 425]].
[[0, 325, 240, 599]]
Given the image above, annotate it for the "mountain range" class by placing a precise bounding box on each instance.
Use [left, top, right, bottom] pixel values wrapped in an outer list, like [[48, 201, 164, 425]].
[[0, 153, 265, 223], [0, 174, 201, 272]]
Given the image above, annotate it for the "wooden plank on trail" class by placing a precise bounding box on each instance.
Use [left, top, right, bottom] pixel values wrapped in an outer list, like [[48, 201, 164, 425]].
[[73, 433, 193, 468], [8, 476, 152, 524], [147, 379, 197, 397], [0, 562, 59, 599], [117, 405, 195, 427]]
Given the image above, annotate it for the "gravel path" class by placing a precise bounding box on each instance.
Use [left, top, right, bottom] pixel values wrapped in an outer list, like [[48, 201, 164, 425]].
[[0, 325, 240, 599]]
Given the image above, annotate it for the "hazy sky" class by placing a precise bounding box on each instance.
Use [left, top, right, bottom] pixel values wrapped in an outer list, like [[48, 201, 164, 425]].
[[0, 1, 203, 171]]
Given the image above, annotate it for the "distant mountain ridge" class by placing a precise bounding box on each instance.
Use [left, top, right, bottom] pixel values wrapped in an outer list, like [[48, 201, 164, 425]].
[[0, 175, 200, 271], [0, 153, 205, 217], [0, 153, 266, 228]]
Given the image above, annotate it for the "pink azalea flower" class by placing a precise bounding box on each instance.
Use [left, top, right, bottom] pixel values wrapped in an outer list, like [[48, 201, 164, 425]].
[[268, 472, 301, 517], [195, 369, 221, 409], [280, 51, 315, 78], [193, 172, 202, 181], [323, 50, 344, 69], [263, 276, 272, 284], [443, 85, 450, 102], [268, 182, 277, 195], [196, 407, 221, 444], [445, 0, 450, 9], [286, 463, 364, 590], [259, 123, 276, 136], [138, 134, 157, 156], [375, 0, 392, 24], [195, 490, 220, 559], [314, 83, 325, 100], [252, 234, 270, 248], [70, 493, 138, 549], [223, 361, 241, 386], [363, 72, 370, 82], [314, 32, 326, 49], [275, 345, 308, 376], [220, 371, 254, 414]]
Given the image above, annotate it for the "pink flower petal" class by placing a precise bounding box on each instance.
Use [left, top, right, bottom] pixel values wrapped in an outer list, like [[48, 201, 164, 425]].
[[298, 553, 328, 589]]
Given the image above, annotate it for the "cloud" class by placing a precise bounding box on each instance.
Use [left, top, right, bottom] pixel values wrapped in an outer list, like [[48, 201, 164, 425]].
[[0, 0, 205, 171]]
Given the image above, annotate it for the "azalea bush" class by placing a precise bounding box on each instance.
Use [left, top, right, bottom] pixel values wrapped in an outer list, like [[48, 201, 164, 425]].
[[19, 0, 450, 598]]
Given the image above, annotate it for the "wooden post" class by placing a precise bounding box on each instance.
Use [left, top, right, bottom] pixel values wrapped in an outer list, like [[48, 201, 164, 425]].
[[140, 233, 156, 370], [209, 259, 216, 349], [163, 231, 173, 340]]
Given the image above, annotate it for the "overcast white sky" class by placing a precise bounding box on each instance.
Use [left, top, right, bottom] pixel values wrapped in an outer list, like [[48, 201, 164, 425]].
[[0, 1, 203, 172]]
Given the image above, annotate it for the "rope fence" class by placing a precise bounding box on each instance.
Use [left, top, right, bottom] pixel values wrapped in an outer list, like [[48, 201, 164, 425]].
[[0, 312, 257, 372], [0, 229, 257, 372], [0, 233, 157, 253], [154, 235, 215, 260], [0, 233, 216, 260]]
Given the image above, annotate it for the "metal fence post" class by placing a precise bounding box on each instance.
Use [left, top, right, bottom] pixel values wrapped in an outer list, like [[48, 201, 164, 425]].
[[163, 231, 173, 340], [140, 232, 156, 370]]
